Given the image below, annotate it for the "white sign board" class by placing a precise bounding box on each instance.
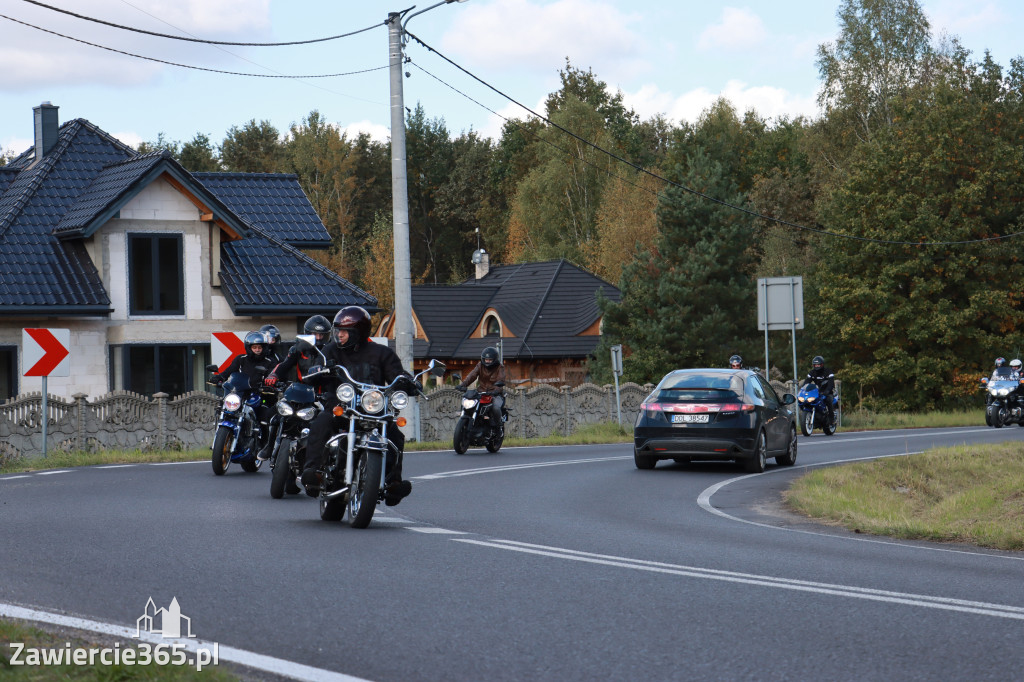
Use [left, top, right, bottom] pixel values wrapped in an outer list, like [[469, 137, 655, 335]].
[[22, 328, 71, 377], [211, 331, 246, 373]]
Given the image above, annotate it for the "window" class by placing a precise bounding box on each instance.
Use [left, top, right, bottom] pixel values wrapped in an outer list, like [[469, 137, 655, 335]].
[[0, 346, 17, 400], [483, 315, 501, 337], [112, 344, 209, 397], [129, 234, 184, 315]]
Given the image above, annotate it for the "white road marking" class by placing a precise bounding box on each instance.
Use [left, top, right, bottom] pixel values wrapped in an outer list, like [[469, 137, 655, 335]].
[[0, 475, 32, 480], [0, 603, 371, 682], [406, 527, 467, 534], [413, 455, 629, 480], [34, 470, 70, 476], [149, 461, 205, 466], [454, 538, 1024, 620], [96, 464, 136, 469]]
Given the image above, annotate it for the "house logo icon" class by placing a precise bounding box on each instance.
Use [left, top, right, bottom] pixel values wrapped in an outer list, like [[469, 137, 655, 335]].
[[135, 597, 195, 639]]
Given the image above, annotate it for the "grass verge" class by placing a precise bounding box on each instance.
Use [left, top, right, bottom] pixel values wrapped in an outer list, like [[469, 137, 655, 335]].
[[840, 408, 983, 430], [406, 420, 632, 451], [784, 441, 1024, 551]]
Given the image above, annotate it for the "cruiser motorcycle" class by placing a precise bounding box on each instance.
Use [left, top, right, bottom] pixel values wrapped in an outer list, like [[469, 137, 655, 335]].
[[453, 385, 507, 454], [307, 359, 445, 528], [797, 381, 838, 436], [982, 372, 1024, 427], [206, 369, 275, 475]]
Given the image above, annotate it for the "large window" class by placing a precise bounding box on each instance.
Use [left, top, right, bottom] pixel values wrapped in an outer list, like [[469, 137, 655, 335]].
[[129, 234, 184, 315], [111, 344, 210, 398], [0, 346, 17, 400]]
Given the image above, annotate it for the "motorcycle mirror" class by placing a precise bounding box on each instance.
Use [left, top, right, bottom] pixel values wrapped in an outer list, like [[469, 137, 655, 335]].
[[295, 334, 315, 350], [205, 364, 219, 372], [428, 359, 446, 377], [495, 381, 505, 388]]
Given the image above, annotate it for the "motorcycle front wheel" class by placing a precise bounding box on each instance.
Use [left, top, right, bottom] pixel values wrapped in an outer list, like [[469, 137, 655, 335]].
[[801, 411, 814, 437], [453, 417, 470, 454], [211, 425, 233, 476], [270, 437, 294, 499], [348, 450, 382, 529]]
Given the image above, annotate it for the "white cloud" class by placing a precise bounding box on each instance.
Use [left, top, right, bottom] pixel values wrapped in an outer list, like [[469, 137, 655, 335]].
[[111, 131, 144, 149], [2, 136, 33, 156], [697, 7, 767, 51], [929, 1, 1003, 35], [621, 80, 819, 126], [341, 120, 390, 143]]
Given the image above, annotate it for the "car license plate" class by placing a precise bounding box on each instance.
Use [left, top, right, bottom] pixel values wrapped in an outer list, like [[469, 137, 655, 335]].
[[672, 414, 709, 424]]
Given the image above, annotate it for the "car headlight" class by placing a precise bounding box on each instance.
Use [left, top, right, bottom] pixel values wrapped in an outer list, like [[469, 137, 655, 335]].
[[999, 388, 1010, 396], [391, 390, 409, 410], [277, 402, 294, 417], [362, 389, 385, 414], [336, 383, 356, 403], [297, 406, 317, 421], [223, 393, 242, 412], [462, 397, 478, 410]]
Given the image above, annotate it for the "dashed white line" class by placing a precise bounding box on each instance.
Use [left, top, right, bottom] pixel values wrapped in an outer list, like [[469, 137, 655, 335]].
[[34, 470, 70, 476]]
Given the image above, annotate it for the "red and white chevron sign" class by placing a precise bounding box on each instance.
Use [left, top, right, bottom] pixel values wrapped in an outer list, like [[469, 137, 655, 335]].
[[211, 331, 246, 373], [22, 328, 71, 377]]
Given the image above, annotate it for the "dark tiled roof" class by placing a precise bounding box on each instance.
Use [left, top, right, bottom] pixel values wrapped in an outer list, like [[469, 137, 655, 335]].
[[0, 168, 18, 194], [410, 259, 620, 361], [194, 173, 331, 248], [220, 226, 376, 315]]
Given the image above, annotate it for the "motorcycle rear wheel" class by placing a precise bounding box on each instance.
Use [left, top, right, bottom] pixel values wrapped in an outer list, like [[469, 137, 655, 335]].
[[211, 425, 232, 476], [453, 417, 470, 455], [485, 428, 504, 453], [801, 411, 814, 437], [319, 493, 345, 522], [822, 411, 837, 436], [348, 450, 382, 529], [270, 437, 294, 499], [240, 458, 262, 473]]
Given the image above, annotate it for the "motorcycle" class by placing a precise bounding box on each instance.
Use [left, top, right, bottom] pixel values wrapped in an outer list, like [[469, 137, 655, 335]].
[[269, 336, 327, 498], [982, 372, 1024, 427], [453, 385, 507, 454], [797, 381, 838, 436], [306, 359, 446, 528], [206, 368, 277, 475]]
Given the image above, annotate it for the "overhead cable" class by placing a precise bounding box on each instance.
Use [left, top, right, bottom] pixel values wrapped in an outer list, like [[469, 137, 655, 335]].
[[19, 0, 382, 46], [405, 31, 1024, 247]]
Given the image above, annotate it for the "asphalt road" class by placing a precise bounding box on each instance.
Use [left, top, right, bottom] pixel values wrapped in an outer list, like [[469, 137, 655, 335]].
[[2, 426, 1024, 681]]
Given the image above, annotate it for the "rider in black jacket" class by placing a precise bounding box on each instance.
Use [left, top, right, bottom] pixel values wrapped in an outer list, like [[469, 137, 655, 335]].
[[805, 355, 836, 420], [298, 306, 413, 505], [211, 331, 275, 442]]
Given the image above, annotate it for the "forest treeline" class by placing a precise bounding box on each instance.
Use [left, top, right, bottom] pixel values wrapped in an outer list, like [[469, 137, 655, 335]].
[[7, 0, 1023, 411]]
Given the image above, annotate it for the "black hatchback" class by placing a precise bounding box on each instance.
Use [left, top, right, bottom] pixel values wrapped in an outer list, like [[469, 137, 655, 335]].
[[633, 368, 798, 473]]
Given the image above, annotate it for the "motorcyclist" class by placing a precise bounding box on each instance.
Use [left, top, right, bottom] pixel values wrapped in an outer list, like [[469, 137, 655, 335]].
[[729, 355, 743, 370], [259, 324, 283, 365], [456, 346, 507, 432], [298, 306, 414, 506], [1011, 359, 1023, 379], [804, 355, 836, 422], [210, 331, 275, 445]]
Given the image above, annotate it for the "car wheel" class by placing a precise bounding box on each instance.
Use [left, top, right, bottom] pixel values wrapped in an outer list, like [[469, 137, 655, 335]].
[[776, 426, 798, 466], [744, 431, 767, 473], [634, 448, 656, 470]]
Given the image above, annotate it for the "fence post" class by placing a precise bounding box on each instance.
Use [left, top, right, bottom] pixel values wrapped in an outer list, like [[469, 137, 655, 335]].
[[562, 385, 570, 436], [154, 392, 168, 451], [73, 393, 88, 451]]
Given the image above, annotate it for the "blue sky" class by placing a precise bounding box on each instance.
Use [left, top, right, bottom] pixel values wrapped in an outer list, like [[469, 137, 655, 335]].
[[2, 0, 1023, 154]]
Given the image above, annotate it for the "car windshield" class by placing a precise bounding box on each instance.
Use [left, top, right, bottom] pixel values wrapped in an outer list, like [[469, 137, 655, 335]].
[[656, 373, 744, 402]]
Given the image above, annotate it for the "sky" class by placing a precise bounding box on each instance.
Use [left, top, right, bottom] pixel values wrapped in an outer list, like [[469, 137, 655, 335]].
[[2, 0, 1023, 156]]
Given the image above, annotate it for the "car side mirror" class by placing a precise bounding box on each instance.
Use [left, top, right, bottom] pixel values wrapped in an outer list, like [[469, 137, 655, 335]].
[[782, 394, 796, 405]]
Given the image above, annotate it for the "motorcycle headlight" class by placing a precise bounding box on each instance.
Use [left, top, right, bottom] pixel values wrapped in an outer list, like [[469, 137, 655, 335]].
[[277, 402, 294, 417], [990, 387, 998, 396], [462, 397, 478, 410], [362, 389, 385, 414], [336, 383, 356, 404], [797, 396, 805, 403], [999, 388, 1010, 396], [297, 406, 317, 421], [391, 391, 409, 410], [223, 393, 242, 412]]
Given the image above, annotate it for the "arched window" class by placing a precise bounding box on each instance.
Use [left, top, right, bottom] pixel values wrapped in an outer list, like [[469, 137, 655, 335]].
[[484, 315, 501, 337]]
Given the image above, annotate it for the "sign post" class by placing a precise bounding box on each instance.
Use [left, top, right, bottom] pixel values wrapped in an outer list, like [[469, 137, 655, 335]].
[[756, 278, 805, 387], [610, 344, 623, 427], [22, 328, 71, 457]]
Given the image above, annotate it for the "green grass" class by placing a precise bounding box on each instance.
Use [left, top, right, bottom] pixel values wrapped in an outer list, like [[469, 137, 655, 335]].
[[840, 408, 984, 430], [784, 442, 1024, 550], [0, 448, 206, 475], [406, 420, 632, 451], [0, 620, 236, 680]]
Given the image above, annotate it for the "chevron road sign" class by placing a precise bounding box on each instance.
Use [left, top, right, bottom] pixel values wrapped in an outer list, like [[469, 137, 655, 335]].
[[22, 328, 70, 377]]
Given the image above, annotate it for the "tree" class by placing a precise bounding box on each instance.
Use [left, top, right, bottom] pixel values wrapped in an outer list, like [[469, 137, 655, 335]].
[[221, 119, 284, 172], [179, 133, 220, 172], [136, 132, 180, 156], [583, 169, 660, 284], [360, 212, 395, 314], [593, 148, 757, 384]]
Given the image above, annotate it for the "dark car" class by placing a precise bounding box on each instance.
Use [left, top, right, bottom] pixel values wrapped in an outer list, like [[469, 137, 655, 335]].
[[633, 368, 798, 473]]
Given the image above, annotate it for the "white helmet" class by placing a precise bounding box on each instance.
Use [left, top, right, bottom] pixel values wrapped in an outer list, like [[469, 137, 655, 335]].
[[1011, 359, 1022, 371]]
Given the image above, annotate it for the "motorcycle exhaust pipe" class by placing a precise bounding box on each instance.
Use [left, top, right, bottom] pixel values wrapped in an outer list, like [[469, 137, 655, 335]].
[[326, 486, 349, 500]]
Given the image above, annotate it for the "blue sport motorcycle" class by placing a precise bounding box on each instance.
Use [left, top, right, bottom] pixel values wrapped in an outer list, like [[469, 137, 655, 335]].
[[797, 381, 838, 436], [208, 370, 271, 475]]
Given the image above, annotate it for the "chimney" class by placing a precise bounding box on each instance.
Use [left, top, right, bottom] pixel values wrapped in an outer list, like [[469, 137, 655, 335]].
[[472, 248, 489, 280], [33, 102, 59, 160]]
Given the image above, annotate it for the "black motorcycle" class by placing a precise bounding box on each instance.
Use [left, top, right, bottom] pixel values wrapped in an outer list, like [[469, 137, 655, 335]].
[[306, 359, 445, 528], [453, 385, 507, 454], [268, 380, 321, 498]]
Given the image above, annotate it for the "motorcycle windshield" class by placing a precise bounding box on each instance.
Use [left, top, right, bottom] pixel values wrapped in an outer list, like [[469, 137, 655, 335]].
[[223, 372, 252, 394], [799, 384, 820, 400], [284, 382, 316, 404], [989, 379, 1018, 392]]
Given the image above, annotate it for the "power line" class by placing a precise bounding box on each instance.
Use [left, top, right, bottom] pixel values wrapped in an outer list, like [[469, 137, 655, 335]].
[[20, 0, 382, 46], [405, 31, 1024, 247], [0, 14, 388, 79]]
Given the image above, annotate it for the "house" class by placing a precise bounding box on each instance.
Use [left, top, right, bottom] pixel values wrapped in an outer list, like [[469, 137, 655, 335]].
[[0, 103, 375, 400], [375, 251, 621, 387]]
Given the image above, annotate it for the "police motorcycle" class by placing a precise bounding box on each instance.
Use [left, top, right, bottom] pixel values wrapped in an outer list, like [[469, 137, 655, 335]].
[[797, 380, 838, 436], [269, 336, 325, 499], [303, 359, 446, 528], [453, 383, 508, 454], [982, 368, 1024, 428], [205, 368, 277, 475]]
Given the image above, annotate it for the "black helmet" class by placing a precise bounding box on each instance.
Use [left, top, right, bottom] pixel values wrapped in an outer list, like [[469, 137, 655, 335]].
[[304, 314, 331, 349], [332, 306, 371, 350], [244, 331, 266, 358], [995, 357, 1006, 367], [259, 324, 281, 348], [481, 346, 500, 368], [729, 354, 742, 369], [812, 355, 824, 370]]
